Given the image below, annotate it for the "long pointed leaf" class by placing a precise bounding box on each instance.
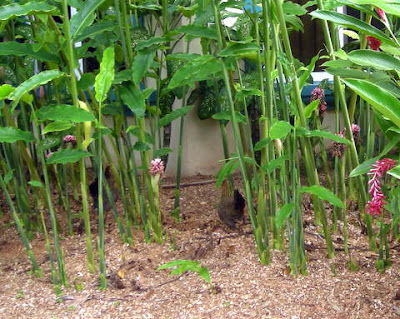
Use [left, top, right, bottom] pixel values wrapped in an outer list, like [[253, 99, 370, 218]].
[[301, 185, 345, 208], [0, 127, 34, 143], [70, 0, 107, 39], [0, 2, 57, 21], [95, 46, 115, 104]]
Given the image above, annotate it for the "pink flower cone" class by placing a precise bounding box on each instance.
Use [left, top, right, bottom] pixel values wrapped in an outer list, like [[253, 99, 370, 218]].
[[149, 158, 165, 177]]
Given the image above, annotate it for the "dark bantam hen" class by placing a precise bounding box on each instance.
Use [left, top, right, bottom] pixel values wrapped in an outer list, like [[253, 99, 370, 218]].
[[217, 179, 246, 229]]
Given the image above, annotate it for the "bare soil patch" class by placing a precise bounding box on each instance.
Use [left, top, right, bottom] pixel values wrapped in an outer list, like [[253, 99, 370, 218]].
[[0, 175, 399, 319]]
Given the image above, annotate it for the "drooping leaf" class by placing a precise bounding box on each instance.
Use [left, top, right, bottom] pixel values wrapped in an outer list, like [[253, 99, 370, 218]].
[[0, 42, 59, 62], [310, 10, 395, 45], [37, 105, 95, 122], [349, 135, 400, 177], [388, 165, 400, 180], [270, 121, 293, 139], [133, 141, 150, 151], [301, 185, 345, 208], [95, 46, 115, 103], [176, 25, 218, 40], [275, 203, 295, 229], [159, 106, 192, 127], [74, 20, 117, 42], [42, 121, 72, 134], [296, 128, 352, 145], [219, 42, 259, 58], [38, 136, 62, 152], [212, 111, 247, 123], [343, 79, 400, 129], [132, 48, 156, 86], [119, 84, 146, 118], [0, 84, 14, 101], [299, 54, 319, 89], [8, 70, 65, 111], [0, 127, 34, 143], [0, 2, 57, 21], [348, 50, 400, 71], [216, 158, 240, 187], [261, 156, 289, 174], [46, 149, 92, 164], [154, 148, 173, 158], [28, 180, 44, 188], [70, 0, 107, 39], [304, 99, 321, 118], [168, 55, 222, 90], [254, 137, 271, 151]]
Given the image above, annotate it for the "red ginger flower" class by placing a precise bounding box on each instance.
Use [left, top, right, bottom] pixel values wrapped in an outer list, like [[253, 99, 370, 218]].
[[367, 36, 381, 51], [366, 158, 397, 215], [63, 134, 77, 145], [376, 8, 387, 23]]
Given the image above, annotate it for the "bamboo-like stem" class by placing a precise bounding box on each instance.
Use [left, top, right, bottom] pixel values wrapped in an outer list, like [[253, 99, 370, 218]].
[[275, 0, 334, 257], [61, 0, 95, 272]]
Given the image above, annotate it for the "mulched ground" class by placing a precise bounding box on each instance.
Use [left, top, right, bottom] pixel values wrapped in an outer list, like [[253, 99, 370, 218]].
[[0, 175, 399, 319]]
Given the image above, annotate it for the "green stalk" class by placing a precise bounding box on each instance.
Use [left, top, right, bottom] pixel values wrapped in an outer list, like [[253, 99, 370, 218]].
[[97, 99, 107, 289], [0, 173, 41, 277], [315, 0, 375, 250], [212, 0, 268, 264], [275, 0, 334, 257], [62, 0, 95, 272]]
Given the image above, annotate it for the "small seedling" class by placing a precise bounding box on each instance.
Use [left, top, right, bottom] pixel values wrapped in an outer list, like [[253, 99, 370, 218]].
[[16, 290, 24, 299], [157, 260, 212, 287], [68, 306, 76, 311]]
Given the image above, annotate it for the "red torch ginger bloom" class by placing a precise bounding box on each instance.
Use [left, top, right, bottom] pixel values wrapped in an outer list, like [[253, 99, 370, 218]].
[[149, 158, 165, 177], [366, 158, 397, 215], [367, 36, 381, 51], [63, 134, 77, 145]]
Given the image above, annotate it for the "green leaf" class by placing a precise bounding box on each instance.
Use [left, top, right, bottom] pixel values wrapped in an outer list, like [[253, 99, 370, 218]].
[[154, 148, 172, 158], [46, 149, 92, 164], [0, 2, 57, 21], [322, 59, 353, 68], [283, 1, 307, 15], [0, 84, 14, 101], [38, 136, 61, 152], [70, 0, 107, 39], [310, 10, 395, 45], [254, 137, 271, 151], [95, 46, 115, 103], [42, 121, 72, 134], [37, 105, 95, 122], [0, 127, 34, 143], [304, 99, 321, 118], [219, 42, 259, 58], [275, 203, 295, 229], [261, 156, 289, 174], [270, 121, 293, 139], [388, 165, 400, 180], [343, 79, 400, 129], [0, 42, 59, 62], [296, 128, 352, 145], [159, 106, 192, 127], [77, 73, 95, 91], [113, 70, 132, 84], [299, 54, 319, 89], [301, 185, 345, 208], [132, 48, 156, 86], [133, 141, 150, 151], [216, 158, 240, 187], [4, 170, 14, 184], [198, 267, 211, 284], [119, 84, 146, 118], [74, 20, 117, 42], [8, 70, 65, 111], [28, 180, 44, 188], [176, 25, 218, 40], [348, 50, 400, 71], [168, 55, 222, 90], [349, 135, 400, 177], [212, 111, 247, 123]]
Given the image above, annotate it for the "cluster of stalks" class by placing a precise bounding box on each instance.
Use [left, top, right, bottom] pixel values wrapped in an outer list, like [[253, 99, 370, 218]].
[[0, 0, 399, 291]]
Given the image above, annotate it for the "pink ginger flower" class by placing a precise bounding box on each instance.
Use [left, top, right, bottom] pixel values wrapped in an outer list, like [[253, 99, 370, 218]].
[[149, 158, 165, 177], [367, 36, 381, 51], [310, 87, 327, 119], [332, 131, 346, 158], [63, 134, 77, 145], [351, 123, 361, 143], [366, 158, 397, 215], [376, 8, 387, 24]]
